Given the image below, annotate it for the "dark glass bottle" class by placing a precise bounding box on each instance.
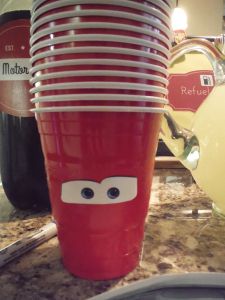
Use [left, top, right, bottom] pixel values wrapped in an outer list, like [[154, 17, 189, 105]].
[[0, 8, 50, 211], [0, 113, 50, 210]]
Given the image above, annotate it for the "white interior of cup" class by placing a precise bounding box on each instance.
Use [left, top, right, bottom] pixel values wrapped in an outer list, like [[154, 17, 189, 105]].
[[31, 0, 171, 26], [31, 94, 168, 104], [30, 70, 169, 86], [30, 81, 168, 94], [30, 21, 171, 49], [31, 105, 167, 113], [30, 34, 171, 58], [30, 58, 168, 76], [30, 46, 169, 67], [30, 9, 172, 39]]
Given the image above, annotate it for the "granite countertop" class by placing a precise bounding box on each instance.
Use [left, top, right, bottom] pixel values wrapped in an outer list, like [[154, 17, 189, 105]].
[[1, 169, 225, 300]]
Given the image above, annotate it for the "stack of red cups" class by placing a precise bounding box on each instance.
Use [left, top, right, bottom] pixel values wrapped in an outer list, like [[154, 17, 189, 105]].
[[30, 0, 173, 280]]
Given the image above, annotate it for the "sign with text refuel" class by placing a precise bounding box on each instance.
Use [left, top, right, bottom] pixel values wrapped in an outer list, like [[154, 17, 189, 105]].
[[168, 70, 215, 112]]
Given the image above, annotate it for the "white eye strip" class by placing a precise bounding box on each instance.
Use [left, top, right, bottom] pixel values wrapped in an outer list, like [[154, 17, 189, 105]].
[[101, 177, 137, 203], [61, 177, 137, 205], [61, 180, 98, 203]]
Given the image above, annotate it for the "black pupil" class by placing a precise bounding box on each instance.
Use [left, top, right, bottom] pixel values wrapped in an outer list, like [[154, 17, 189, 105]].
[[107, 187, 120, 199], [81, 188, 94, 199]]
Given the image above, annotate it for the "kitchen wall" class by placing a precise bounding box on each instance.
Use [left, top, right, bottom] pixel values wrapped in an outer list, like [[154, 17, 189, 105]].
[[173, 0, 224, 36]]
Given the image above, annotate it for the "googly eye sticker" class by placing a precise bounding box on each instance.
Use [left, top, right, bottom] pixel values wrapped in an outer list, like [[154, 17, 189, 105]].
[[61, 177, 137, 205]]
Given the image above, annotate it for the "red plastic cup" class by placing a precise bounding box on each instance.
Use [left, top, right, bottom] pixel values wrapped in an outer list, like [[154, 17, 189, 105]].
[[30, 81, 168, 103], [32, 0, 172, 18], [30, 34, 170, 60], [31, 94, 168, 111], [31, 47, 169, 71], [36, 110, 162, 280], [30, 23, 170, 51], [30, 8, 171, 41], [31, 70, 168, 85], [31, 2, 171, 30], [34, 100, 165, 109], [30, 61, 168, 80]]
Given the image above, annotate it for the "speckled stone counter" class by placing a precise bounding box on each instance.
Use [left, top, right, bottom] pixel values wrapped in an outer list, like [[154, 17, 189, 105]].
[[1, 169, 225, 300]]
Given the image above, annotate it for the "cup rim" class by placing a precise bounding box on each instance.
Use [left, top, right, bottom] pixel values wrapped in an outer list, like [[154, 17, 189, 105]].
[[30, 34, 171, 57], [30, 46, 169, 67], [163, 0, 173, 8], [30, 81, 168, 94], [30, 21, 171, 49], [31, 0, 171, 26], [31, 94, 168, 104], [30, 58, 168, 76], [31, 105, 167, 113], [30, 70, 169, 85], [32, 0, 172, 16], [30, 8, 172, 40]]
